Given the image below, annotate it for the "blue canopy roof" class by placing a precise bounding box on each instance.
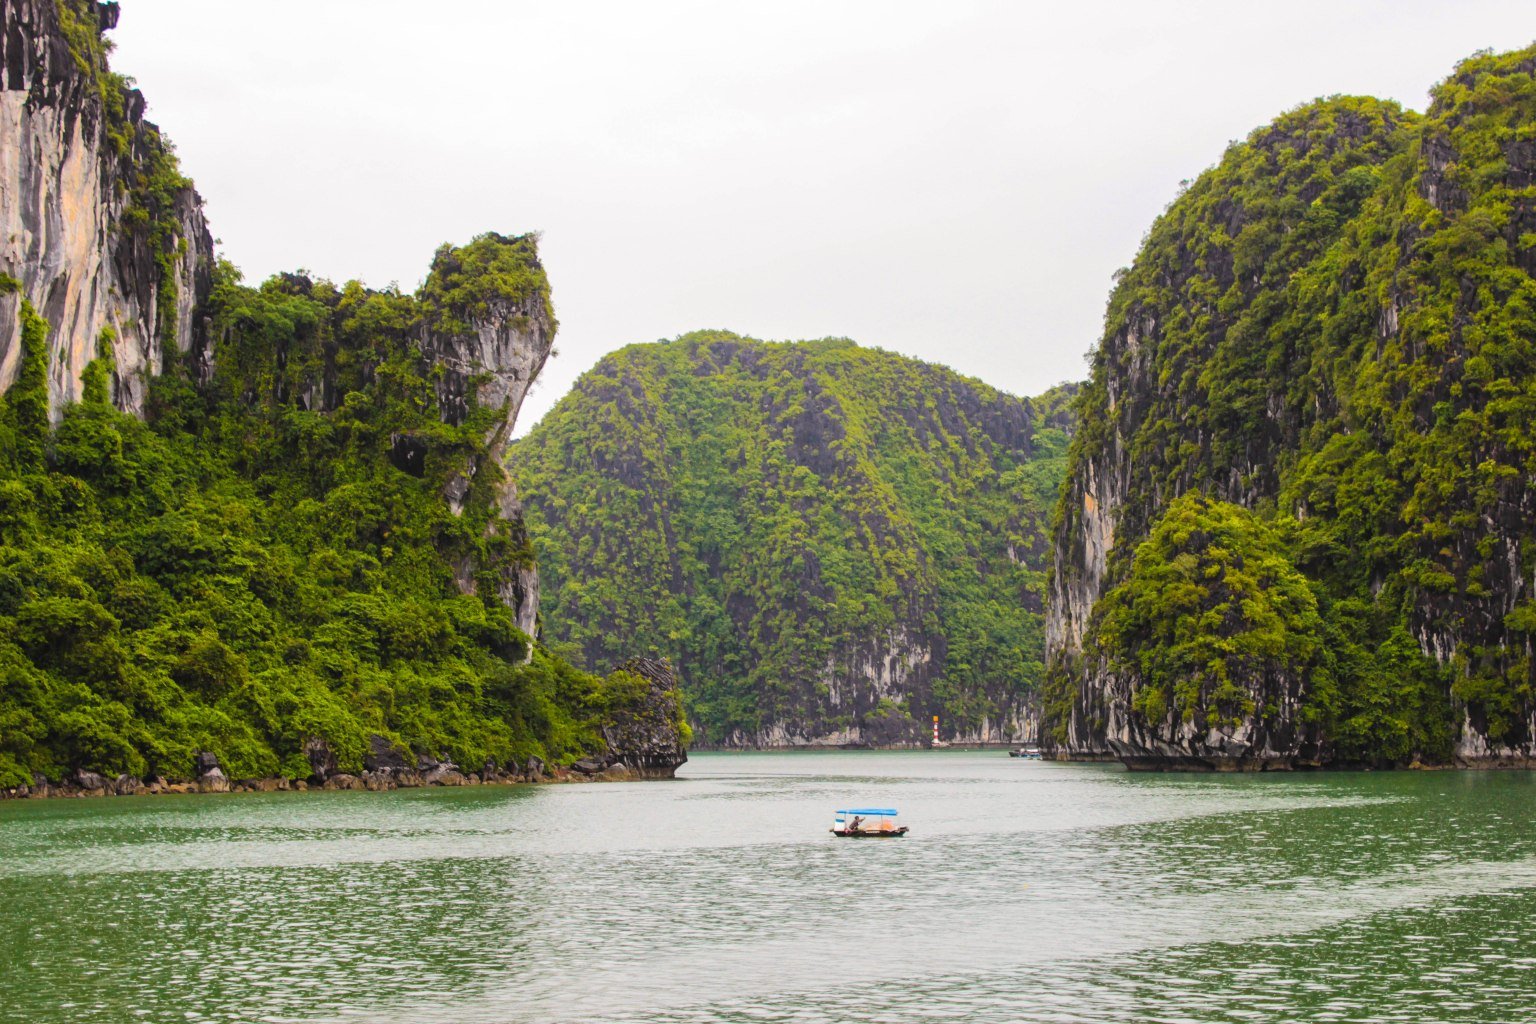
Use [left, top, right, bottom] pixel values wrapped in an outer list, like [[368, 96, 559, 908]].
[[836, 808, 898, 815]]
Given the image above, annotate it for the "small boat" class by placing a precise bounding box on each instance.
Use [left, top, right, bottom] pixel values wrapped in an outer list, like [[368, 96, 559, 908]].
[[1008, 747, 1042, 759], [831, 808, 908, 837]]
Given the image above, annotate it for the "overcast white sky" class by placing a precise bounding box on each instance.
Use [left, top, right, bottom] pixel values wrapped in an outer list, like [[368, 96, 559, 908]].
[[109, 1, 1534, 435]]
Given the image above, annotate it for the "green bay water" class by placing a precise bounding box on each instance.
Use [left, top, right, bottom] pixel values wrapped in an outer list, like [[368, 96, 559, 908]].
[[2, 752, 1534, 1023]]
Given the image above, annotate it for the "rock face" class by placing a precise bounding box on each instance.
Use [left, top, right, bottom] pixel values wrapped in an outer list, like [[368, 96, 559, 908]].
[[193, 751, 228, 792], [600, 657, 689, 778], [0, 0, 213, 418], [197, 768, 229, 793], [1044, 47, 1536, 769], [303, 738, 338, 785], [363, 734, 409, 773], [514, 332, 1075, 747], [419, 243, 553, 461], [417, 234, 554, 641], [70, 768, 106, 792]]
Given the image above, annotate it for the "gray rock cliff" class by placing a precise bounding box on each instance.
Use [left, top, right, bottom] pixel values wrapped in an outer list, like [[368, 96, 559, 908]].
[[1044, 51, 1536, 769], [0, 0, 213, 418], [418, 233, 555, 640], [599, 657, 689, 779]]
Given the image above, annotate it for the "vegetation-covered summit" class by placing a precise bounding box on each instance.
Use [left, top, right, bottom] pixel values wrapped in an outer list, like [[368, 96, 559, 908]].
[[1046, 43, 1536, 767], [512, 332, 1073, 745], [0, 237, 665, 788], [0, 1, 698, 792]]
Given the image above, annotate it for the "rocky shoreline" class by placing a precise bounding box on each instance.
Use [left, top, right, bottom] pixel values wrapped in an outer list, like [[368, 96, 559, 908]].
[[3, 724, 686, 801], [4, 656, 692, 802], [2, 750, 669, 801], [688, 740, 1033, 751], [1045, 752, 1536, 771]]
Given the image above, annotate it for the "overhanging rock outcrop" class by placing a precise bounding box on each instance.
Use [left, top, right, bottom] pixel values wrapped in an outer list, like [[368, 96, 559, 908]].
[[599, 657, 689, 779], [418, 233, 555, 641]]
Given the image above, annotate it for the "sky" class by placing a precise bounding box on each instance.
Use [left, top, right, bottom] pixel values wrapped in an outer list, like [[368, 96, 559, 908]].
[[108, 1, 1535, 436]]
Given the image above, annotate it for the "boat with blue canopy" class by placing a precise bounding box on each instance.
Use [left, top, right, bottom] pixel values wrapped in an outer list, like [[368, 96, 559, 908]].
[[831, 808, 908, 838]]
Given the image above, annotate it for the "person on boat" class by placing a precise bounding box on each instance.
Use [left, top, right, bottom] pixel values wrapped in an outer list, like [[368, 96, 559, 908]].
[[848, 815, 864, 834]]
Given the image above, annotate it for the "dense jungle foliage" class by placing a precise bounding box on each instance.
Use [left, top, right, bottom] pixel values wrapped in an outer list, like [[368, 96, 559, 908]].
[[512, 332, 1074, 744], [1049, 43, 1536, 761], [0, 239, 635, 789], [1096, 495, 1324, 731]]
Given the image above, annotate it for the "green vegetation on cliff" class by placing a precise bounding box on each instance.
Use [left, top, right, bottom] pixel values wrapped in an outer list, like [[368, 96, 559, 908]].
[[512, 331, 1073, 744], [55, 0, 197, 340], [0, 240, 639, 789], [1048, 43, 1536, 763], [1096, 495, 1323, 730]]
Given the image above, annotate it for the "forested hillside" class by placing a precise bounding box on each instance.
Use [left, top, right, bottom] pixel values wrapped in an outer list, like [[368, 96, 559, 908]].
[[1045, 44, 1536, 768], [0, 0, 682, 789], [512, 332, 1073, 745], [0, 240, 663, 786]]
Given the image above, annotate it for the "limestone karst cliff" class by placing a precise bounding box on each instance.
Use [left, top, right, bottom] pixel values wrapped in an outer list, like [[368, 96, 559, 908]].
[[0, 0, 213, 417], [1044, 44, 1536, 769], [593, 657, 690, 778], [512, 331, 1074, 746], [212, 232, 555, 639], [413, 234, 556, 637], [0, 0, 686, 790]]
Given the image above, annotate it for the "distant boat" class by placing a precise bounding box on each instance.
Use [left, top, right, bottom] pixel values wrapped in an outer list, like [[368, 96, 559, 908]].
[[1008, 747, 1042, 759], [831, 808, 909, 837]]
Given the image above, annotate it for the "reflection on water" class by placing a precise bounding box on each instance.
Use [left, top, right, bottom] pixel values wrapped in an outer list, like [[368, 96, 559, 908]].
[[2, 752, 1533, 1023]]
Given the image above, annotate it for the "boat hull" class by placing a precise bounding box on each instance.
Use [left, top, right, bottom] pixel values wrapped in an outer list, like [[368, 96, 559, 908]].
[[830, 828, 909, 838]]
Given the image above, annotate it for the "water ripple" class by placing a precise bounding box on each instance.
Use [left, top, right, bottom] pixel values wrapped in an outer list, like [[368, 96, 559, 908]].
[[1, 751, 1532, 1024]]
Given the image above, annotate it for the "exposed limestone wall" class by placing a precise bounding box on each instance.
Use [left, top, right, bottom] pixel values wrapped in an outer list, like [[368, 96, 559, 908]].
[[714, 628, 1037, 748], [1042, 103, 1408, 768], [420, 236, 555, 644], [423, 291, 552, 462], [0, 0, 213, 418], [485, 479, 541, 639], [1045, 56, 1536, 769], [599, 657, 688, 778]]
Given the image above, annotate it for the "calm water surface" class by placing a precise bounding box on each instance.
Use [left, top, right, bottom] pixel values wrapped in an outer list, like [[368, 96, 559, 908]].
[[2, 751, 1535, 1023]]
